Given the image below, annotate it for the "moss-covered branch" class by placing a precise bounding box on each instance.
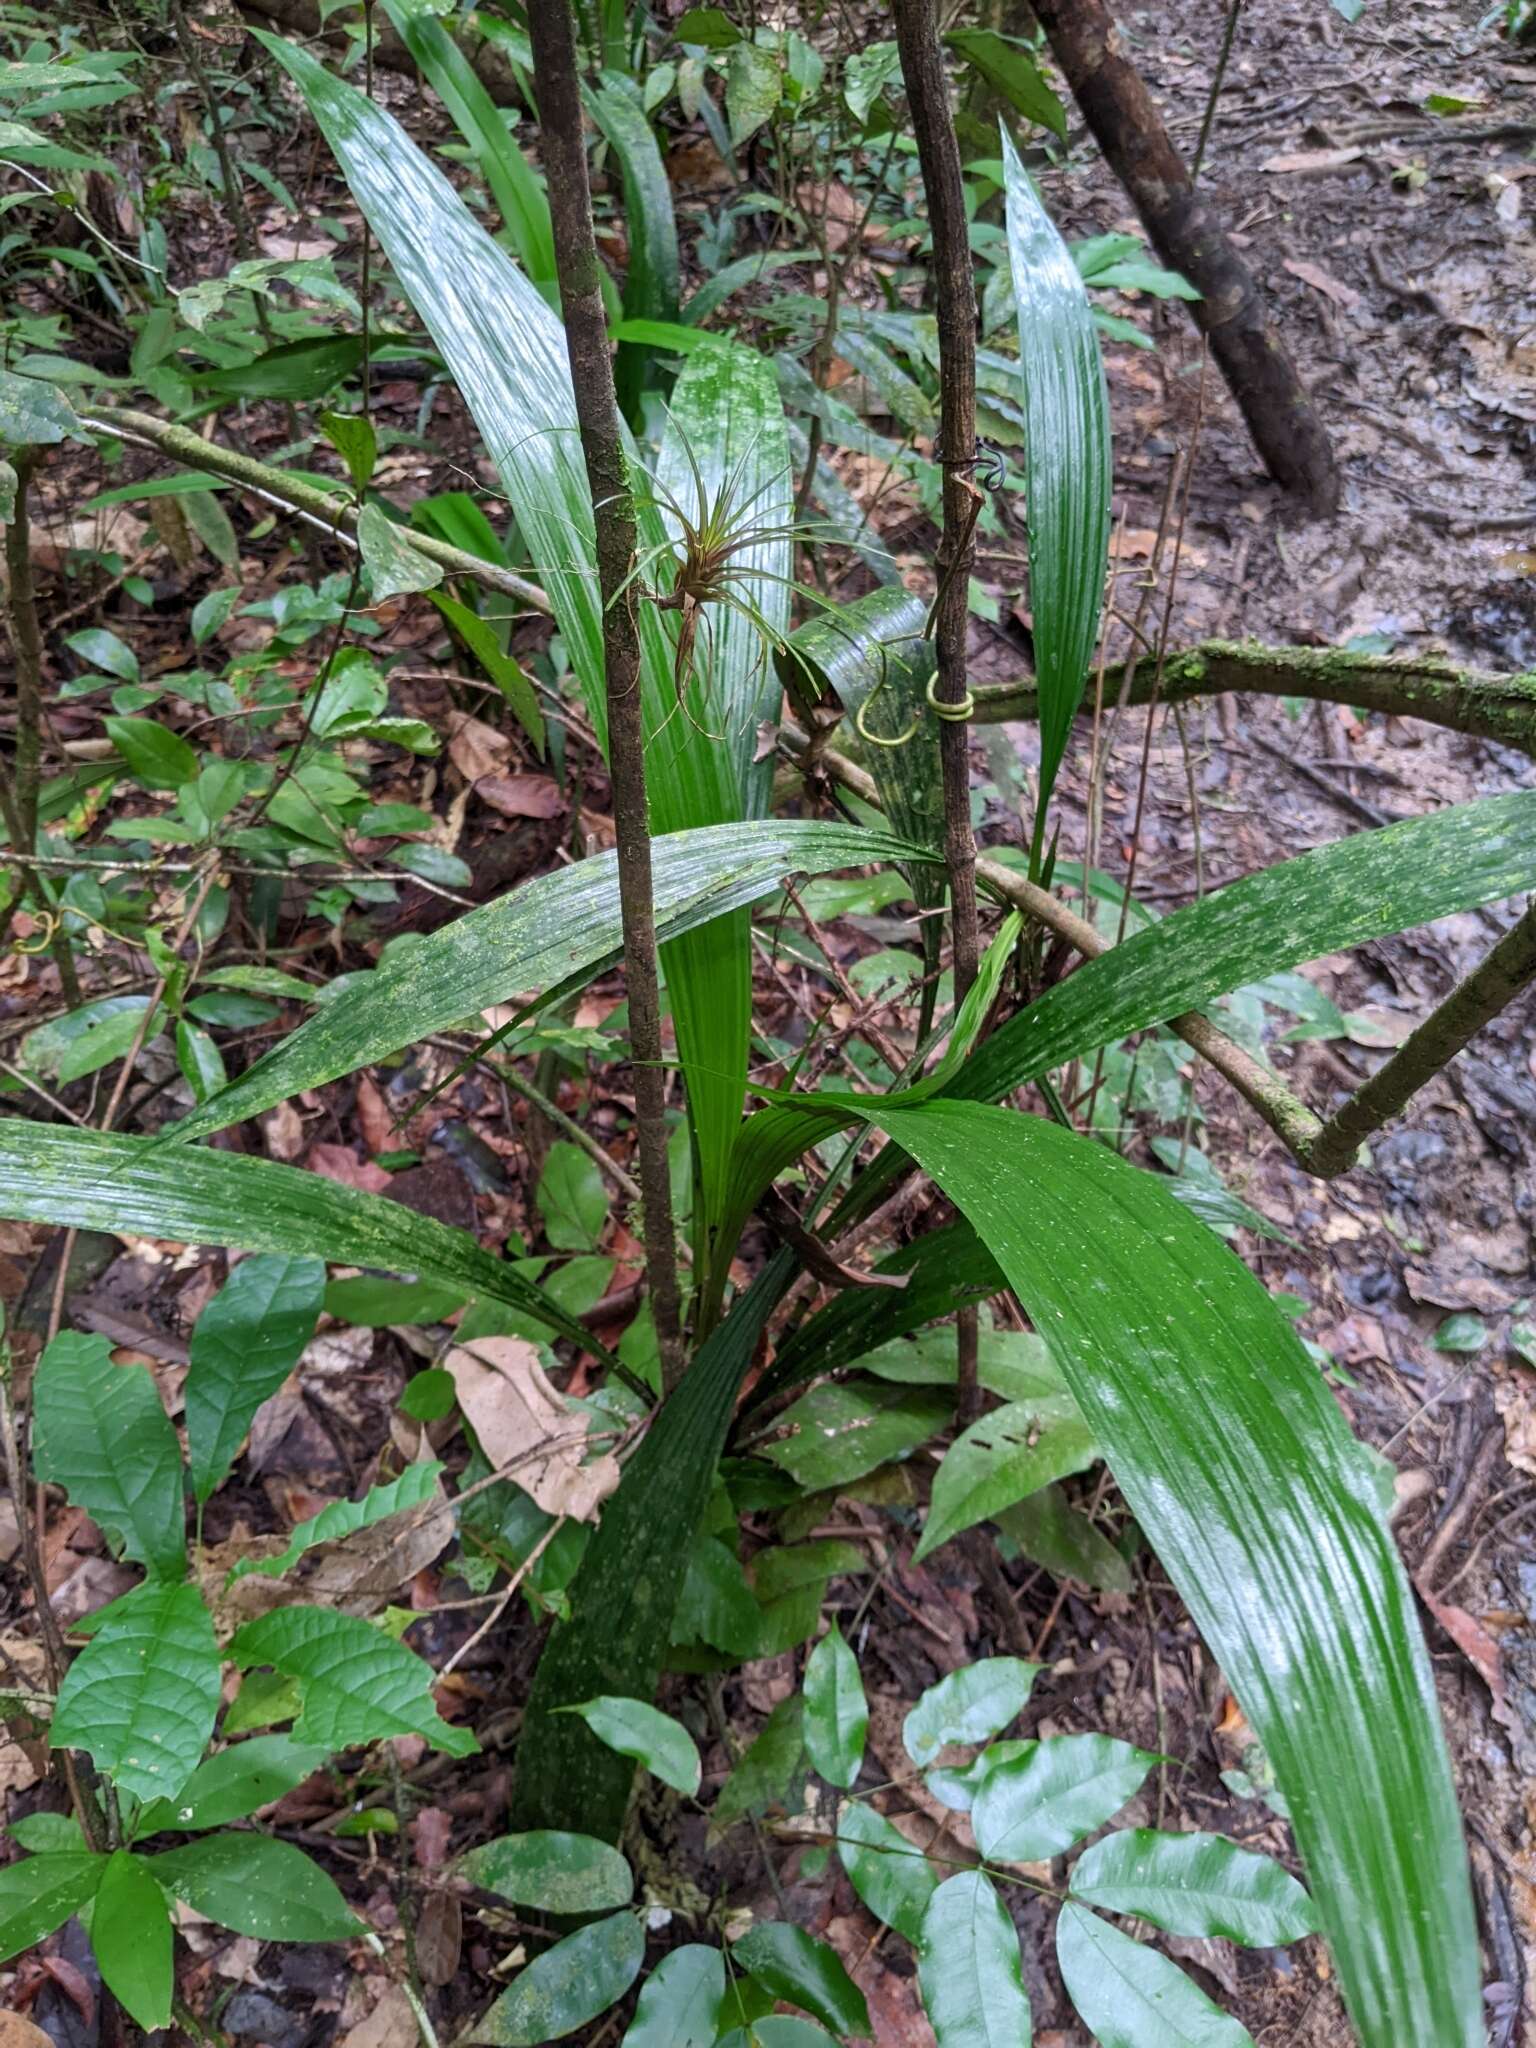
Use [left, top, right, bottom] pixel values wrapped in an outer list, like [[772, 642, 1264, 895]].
[[972, 638, 1536, 753]]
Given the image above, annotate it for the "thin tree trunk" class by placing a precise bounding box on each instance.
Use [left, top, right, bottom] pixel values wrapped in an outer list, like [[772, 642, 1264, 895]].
[[893, 0, 984, 1426], [1031, 0, 1339, 514], [526, 0, 684, 1390]]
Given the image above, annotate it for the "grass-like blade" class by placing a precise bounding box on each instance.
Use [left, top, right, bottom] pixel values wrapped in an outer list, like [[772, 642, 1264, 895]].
[[1001, 124, 1111, 851], [588, 76, 679, 416], [871, 1099, 1479, 2048], [0, 1123, 604, 1357], [161, 820, 926, 1147]]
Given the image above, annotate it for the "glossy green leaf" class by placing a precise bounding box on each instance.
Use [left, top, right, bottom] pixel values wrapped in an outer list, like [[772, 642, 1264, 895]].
[[925, 1739, 1035, 1813], [1070, 1829, 1318, 1947], [91, 1852, 174, 2031], [230, 1606, 477, 1758], [803, 1624, 866, 1788], [379, 0, 556, 293], [175, 1019, 226, 1103], [725, 38, 780, 143], [0, 1854, 104, 1963], [902, 1657, 1040, 1767], [733, 1921, 871, 2038], [230, 1461, 443, 1580], [430, 589, 544, 751], [871, 1098, 1480, 2046], [10, 1815, 86, 1854], [187, 1253, 326, 1502], [1001, 125, 1110, 839], [717, 2025, 835, 2048], [537, 1141, 607, 1251], [563, 1696, 701, 1797], [511, 1255, 794, 1840], [161, 819, 922, 1148], [134, 1735, 332, 1834], [0, 1124, 602, 1359], [995, 1484, 1134, 1593], [712, 1694, 804, 1835], [319, 408, 376, 492], [468, 1911, 645, 2046], [459, 1831, 633, 1913], [590, 77, 678, 416], [835, 1799, 937, 1943], [917, 1398, 1096, 1560], [622, 1942, 724, 2047], [51, 1581, 221, 1805], [1057, 1903, 1255, 2047], [752, 1539, 866, 1600], [973, 1734, 1155, 1864], [945, 29, 1067, 137], [757, 1377, 951, 1491], [357, 503, 443, 600], [33, 1332, 185, 1578], [152, 1832, 360, 1940], [22, 995, 159, 1088], [918, 1871, 1031, 2048], [66, 625, 139, 681]]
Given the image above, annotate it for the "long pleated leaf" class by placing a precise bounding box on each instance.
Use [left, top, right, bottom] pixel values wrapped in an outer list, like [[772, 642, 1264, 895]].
[[0, 1124, 604, 1357], [866, 1100, 1479, 2048], [161, 820, 926, 1146], [719, 785, 1536, 1260], [510, 1251, 795, 1841], [378, 0, 556, 296], [1002, 125, 1110, 841], [653, 345, 793, 1278]]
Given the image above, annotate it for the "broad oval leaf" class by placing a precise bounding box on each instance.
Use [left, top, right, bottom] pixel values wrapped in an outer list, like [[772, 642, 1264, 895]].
[[1056, 1902, 1256, 2047], [152, 1832, 359, 1940], [91, 1852, 174, 2032], [1000, 124, 1110, 838], [621, 1942, 724, 2047], [902, 1658, 1040, 1768], [468, 1910, 645, 2046], [459, 1831, 633, 1913], [732, 1921, 871, 2038], [51, 1580, 221, 1805], [835, 1800, 937, 1944], [872, 1098, 1481, 2046], [972, 1734, 1155, 1865], [1070, 1829, 1318, 1948], [0, 1854, 105, 1964], [230, 1606, 477, 1759], [916, 1399, 1095, 1560], [187, 1252, 326, 1502], [803, 1625, 867, 1790], [134, 1734, 332, 1834], [33, 1332, 185, 1578], [926, 1739, 1035, 1813], [917, 1871, 1032, 2048], [562, 1697, 701, 1797]]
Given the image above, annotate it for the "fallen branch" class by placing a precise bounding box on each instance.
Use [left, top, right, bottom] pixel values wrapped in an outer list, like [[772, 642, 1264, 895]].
[[971, 637, 1536, 754]]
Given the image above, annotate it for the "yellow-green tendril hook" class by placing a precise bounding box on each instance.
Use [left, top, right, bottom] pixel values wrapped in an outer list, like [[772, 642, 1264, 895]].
[[925, 672, 975, 722], [854, 673, 922, 748]]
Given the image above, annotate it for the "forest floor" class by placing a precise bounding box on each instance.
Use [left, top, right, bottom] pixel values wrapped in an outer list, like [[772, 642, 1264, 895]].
[[3, 0, 1535, 2043]]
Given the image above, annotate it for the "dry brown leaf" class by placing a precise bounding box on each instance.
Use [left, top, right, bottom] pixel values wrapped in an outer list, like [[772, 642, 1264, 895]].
[[262, 1100, 306, 1161], [337, 1982, 419, 2048], [447, 709, 510, 782], [1283, 258, 1363, 309], [476, 774, 565, 820], [307, 1143, 392, 1194], [444, 1336, 620, 1522], [1261, 147, 1363, 174], [0, 2013, 59, 2048], [1493, 1367, 1536, 1477], [356, 1075, 395, 1157], [1417, 1581, 1509, 1724], [415, 1889, 463, 1987]]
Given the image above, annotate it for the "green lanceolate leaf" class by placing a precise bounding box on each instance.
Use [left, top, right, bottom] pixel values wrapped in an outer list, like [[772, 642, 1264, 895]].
[[229, 1461, 443, 1580], [134, 1735, 332, 1834], [972, 1733, 1155, 1864], [902, 1657, 1040, 1768], [91, 1851, 174, 2033], [459, 1831, 634, 1913], [869, 1099, 1480, 2047], [32, 1332, 185, 1578], [918, 1871, 1031, 2048], [621, 1943, 724, 2047], [1001, 125, 1111, 845], [379, 0, 556, 293], [51, 1581, 221, 1805], [230, 1607, 477, 1758], [589, 75, 679, 415], [0, 1854, 104, 1963], [511, 1252, 794, 1841], [944, 28, 1067, 137], [1057, 1903, 1255, 2047], [1069, 1829, 1318, 1947], [187, 1253, 326, 1502], [917, 1397, 1096, 1561], [732, 1921, 871, 2038], [160, 820, 924, 1147], [803, 1624, 866, 1789], [468, 1911, 645, 2046], [152, 1833, 360, 1940], [562, 1696, 702, 1797], [0, 1124, 603, 1358], [835, 1800, 937, 1944]]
